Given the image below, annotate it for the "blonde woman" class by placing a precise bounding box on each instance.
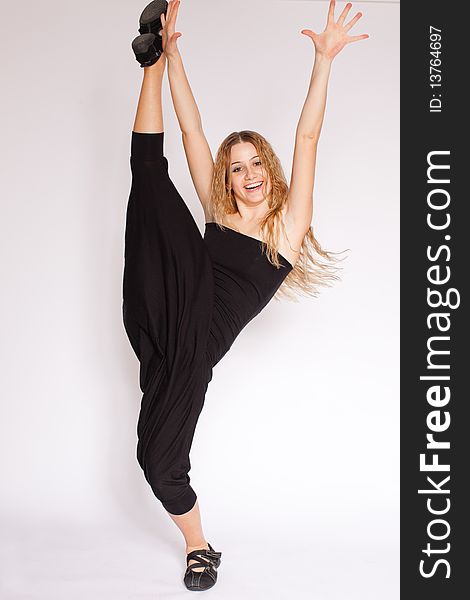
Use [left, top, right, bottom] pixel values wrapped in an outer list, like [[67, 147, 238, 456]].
[[123, 0, 368, 591]]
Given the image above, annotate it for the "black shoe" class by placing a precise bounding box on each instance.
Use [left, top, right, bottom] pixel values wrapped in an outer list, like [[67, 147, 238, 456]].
[[138, 0, 168, 37], [183, 543, 222, 591], [131, 33, 163, 68]]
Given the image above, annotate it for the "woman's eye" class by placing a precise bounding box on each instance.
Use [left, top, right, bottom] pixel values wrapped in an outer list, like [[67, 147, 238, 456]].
[[232, 162, 261, 172]]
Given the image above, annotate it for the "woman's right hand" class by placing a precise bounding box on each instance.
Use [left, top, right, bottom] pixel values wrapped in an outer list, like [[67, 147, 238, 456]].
[[161, 0, 183, 58]]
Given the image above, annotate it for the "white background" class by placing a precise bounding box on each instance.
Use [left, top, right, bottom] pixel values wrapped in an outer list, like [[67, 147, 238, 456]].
[[0, 1, 399, 598]]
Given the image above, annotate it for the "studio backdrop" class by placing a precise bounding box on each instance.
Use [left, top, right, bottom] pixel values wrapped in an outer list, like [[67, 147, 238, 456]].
[[0, 1, 399, 598]]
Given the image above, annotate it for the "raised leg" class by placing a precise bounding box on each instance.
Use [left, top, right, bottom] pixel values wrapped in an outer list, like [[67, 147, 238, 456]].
[[127, 52, 213, 573], [133, 54, 167, 133]]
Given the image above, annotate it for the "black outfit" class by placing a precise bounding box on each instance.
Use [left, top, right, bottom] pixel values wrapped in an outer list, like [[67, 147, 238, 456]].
[[122, 131, 293, 515]]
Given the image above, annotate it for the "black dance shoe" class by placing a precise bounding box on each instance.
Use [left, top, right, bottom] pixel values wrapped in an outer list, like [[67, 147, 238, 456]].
[[138, 0, 168, 37], [184, 543, 222, 591], [131, 1, 168, 68], [131, 33, 163, 68]]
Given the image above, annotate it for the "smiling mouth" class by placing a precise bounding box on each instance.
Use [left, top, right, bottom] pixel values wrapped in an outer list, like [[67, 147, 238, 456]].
[[245, 182, 263, 191]]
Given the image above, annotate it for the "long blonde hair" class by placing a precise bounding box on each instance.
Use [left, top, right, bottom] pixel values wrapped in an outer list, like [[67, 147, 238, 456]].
[[209, 130, 343, 302]]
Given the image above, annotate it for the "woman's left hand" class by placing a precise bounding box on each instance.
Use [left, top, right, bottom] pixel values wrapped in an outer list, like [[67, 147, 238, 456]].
[[301, 0, 369, 60]]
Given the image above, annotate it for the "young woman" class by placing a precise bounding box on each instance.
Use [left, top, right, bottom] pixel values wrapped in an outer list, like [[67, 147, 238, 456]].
[[123, 0, 368, 591]]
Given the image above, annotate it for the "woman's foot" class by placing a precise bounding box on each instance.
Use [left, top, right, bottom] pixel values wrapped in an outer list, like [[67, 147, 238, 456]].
[[139, 0, 168, 37], [131, 33, 163, 68], [186, 542, 209, 573], [132, 1, 168, 67], [184, 542, 222, 591]]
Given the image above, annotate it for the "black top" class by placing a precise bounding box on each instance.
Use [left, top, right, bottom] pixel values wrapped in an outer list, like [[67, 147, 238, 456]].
[[203, 222, 293, 367]]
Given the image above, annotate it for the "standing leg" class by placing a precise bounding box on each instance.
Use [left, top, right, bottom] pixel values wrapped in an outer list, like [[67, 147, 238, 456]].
[[124, 56, 213, 572], [168, 500, 211, 557]]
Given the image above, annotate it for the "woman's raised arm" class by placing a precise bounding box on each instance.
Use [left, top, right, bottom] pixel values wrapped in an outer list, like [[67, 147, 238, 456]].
[[286, 0, 369, 234], [162, 0, 214, 217]]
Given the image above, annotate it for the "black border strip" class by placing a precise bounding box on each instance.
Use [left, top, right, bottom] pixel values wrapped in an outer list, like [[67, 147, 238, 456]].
[[401, 2, 467, 598]]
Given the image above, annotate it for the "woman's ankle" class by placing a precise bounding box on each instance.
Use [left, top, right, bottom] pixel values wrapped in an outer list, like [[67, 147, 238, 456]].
[[186, 540, 209, 552], [143, 54, 166, 74]]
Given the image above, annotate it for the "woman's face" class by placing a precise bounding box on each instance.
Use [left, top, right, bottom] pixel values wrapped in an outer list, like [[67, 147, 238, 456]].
[[229, 142, 271, 204]]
